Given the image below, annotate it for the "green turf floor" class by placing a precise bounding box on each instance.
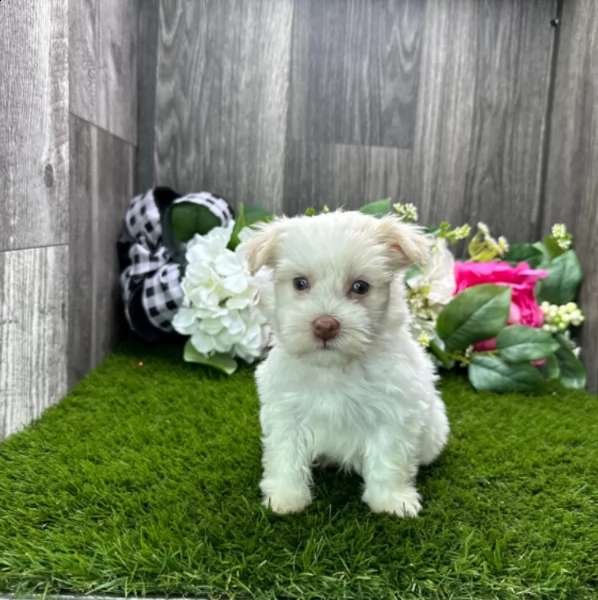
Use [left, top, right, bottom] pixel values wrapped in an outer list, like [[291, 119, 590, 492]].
[[0, 341, 597, 599]]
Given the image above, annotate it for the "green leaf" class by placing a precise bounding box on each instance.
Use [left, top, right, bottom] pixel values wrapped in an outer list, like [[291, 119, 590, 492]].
[[543, 235, 567, 259], [229, 204, 272, 250], [229, 203, 246, 250], [422, 225, 441, 236], [171, 202, 222, 242], [539, 354, 560, 381], [532, 241, 552, 269], [504, 244, 544, 269], [536, 250, 582, 305], [555, 334, 586, 389], [359, 198, 391, 217], [496, 325, 560, 363], [243, 205, 273, 226], [436, 284, 512, 350], [183, 340, 238, 375], [469, 355, 545, 393], [404, 264, 423, 283]]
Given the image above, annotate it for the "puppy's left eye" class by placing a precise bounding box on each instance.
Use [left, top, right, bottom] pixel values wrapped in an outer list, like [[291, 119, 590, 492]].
[[293, 277, 310, 291], [350, 280, 369, 295]]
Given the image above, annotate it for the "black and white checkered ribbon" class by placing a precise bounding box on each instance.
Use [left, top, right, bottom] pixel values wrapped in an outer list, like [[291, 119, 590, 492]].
[[119, 188, 233, 340]]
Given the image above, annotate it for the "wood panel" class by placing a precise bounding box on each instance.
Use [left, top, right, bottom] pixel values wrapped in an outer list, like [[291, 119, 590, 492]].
[[290, 0, 425, 148], [69, 116, 135, 389], [0, 246, 68, 439], [284, 142, 412, 214], [542, 0, 598, 392], [69, 0, 138, 144], [0, 0, 69, 251], [462, 0, 555, 242], [411, 0, 477, 228], [413, 0, 555, 241], [137, 0, 160, 193], [154, 0, 293, 213]]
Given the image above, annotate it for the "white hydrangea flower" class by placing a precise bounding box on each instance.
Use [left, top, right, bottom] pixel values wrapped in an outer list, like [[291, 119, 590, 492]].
[[406, 238, 456, 344], [172, 221, 271, 363]]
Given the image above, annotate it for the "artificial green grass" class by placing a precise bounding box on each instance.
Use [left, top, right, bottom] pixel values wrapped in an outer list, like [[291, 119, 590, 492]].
[[0, 341, 597, 599]]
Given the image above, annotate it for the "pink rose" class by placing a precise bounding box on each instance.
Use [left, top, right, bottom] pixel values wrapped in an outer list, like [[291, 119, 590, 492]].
[[454, 261, 549, 351]]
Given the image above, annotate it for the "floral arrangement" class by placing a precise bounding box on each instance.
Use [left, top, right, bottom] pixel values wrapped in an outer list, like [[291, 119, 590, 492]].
[[121, 192, 586, 392], [171, 221, 270, 374], [401, 211, 586, 393]]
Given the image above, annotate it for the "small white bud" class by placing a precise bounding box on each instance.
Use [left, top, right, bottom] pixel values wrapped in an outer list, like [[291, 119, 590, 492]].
[[477, 222, 489, 236]]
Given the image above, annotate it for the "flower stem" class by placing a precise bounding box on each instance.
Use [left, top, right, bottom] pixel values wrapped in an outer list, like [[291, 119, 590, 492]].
[[429, 341, 451, 369]]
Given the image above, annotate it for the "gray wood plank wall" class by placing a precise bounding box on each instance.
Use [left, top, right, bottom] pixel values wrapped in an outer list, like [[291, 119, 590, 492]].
[[148, 0, 557, 246], [144, 0, 597, 391], [152, 0, 293, 213], [0, 0, 137, 439], [68, 0, 138, 389], [0, 0, 70, 438], [543, 0, 598, 392]]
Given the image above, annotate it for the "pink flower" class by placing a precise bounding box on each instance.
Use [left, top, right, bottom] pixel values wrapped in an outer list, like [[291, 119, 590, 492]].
[[454, 261, 549, 351]]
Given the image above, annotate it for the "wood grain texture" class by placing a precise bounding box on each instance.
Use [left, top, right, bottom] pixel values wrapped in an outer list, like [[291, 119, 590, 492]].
[[154, 0, 293, 213], [69, 0, 138, 144], [137, 0, 160, 193], [413, 0, 555, 241], [462, 0, 555, 243], [0, 0, 69, 251], [542, 0, 598, 392], [69, 116, 135, 389], [290, 0, 425, 148], [284, 141, 412, 214], [411, 0, 477, 228], [0, 246, 68, 439]]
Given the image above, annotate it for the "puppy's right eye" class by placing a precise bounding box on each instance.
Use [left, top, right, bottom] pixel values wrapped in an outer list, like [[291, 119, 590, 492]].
[[293, 277, 310, 291]]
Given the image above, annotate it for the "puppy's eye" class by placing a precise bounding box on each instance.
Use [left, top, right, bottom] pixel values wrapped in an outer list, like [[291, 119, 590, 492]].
[[351, 280, 369, 295], [293, 277, 310, 291]]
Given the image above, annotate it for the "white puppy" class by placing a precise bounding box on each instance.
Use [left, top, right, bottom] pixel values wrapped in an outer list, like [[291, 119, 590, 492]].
[[245, 211, 449, 517]]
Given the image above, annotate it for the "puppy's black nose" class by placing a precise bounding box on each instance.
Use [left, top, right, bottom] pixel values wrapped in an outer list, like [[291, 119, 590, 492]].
[[313, 315, 340, 341]]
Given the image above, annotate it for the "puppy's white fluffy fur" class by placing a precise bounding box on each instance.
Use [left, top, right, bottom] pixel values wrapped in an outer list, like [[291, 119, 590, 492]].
[[246, 211, 449, 517]]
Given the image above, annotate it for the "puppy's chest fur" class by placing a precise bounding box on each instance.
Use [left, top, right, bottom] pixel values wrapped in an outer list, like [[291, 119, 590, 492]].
[[258, 349, 423, 471]]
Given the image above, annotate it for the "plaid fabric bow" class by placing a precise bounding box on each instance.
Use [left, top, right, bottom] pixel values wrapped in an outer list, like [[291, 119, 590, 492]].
[[118, 187, 233, 341]]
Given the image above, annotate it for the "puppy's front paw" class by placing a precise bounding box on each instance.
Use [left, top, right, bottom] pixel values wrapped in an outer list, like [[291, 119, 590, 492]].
[[362, 485, 422, 517], [260, 480, 312, 514]]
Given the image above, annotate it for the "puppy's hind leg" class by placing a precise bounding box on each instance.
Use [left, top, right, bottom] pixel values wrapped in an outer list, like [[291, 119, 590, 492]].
[[419, 391, 449, 466]]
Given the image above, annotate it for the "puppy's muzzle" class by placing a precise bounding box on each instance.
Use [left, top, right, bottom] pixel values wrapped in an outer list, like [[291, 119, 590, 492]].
[[312, 315, 340, 342]]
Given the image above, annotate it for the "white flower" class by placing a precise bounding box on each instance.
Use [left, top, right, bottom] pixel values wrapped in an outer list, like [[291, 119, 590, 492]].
[[551, 223, 572, 250], [408, 239, 455, 305], [497, 236, 509, 254], [182, 263, 226, 308], [417, 332, 431, 348], [186, 220, 235, 263], [237, 226, 257, 245], [394, 202, 418, 222], [477, 222, 489, 236], [172, 221, 270, 363], [406, 238, 455, 344]]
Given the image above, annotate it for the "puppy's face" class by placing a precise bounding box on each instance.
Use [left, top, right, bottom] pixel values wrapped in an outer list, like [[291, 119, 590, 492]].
[[246, 211, 431, 366]]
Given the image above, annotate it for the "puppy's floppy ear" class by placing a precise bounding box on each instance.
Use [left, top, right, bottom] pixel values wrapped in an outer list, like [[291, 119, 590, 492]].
[[244, 218, 287, 274], [376, 215, 433, 269]]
